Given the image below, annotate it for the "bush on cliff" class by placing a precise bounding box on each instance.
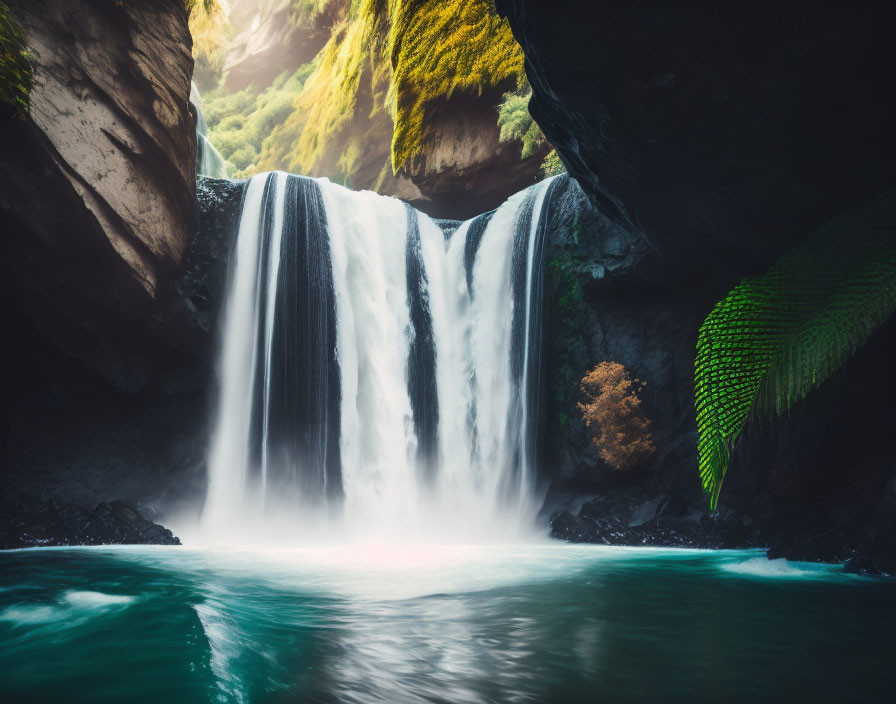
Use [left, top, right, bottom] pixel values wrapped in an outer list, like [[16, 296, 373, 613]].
[[578, 362, 655, 471]]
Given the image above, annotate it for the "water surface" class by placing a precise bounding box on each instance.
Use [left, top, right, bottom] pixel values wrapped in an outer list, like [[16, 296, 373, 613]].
[[1, 544, 893, 702]]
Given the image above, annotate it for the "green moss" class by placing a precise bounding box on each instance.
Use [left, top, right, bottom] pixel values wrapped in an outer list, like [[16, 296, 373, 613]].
[[365, 0, 526, 171], [547, 255, 587, 428], [0, 2, 32, 119]]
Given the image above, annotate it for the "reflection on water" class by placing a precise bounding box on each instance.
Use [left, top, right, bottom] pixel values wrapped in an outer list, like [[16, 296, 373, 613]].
[[1, 544, 894, 702]]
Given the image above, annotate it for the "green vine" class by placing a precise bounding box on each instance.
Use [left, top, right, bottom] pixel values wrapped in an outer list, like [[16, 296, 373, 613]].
[[547, 254, 586, 427]]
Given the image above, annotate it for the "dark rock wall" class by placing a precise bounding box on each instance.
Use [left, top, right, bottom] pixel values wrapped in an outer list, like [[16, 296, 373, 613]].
[[497, 0, 896, 571], [497, 1, 896, 265]]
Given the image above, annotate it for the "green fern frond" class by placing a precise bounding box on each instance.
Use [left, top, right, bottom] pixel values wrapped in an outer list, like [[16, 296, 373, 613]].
[[695, 192, 896, 510]]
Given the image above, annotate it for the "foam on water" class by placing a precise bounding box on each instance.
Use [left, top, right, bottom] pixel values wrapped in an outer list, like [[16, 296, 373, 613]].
[[0, 589, 136, 627], [62, 590, 136, 607], [721, 556, 845, 579]]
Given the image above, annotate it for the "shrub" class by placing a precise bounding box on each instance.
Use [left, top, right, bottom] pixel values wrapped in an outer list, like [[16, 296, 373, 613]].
[[578, 362, 655, 470]]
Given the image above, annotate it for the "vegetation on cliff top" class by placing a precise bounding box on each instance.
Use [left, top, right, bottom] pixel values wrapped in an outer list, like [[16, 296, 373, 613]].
[[189, 0, 557, 182], [365, 0, 526, 171], [188, 0, 227, 91], [695, 191, 896, 510], [0, 1, 32, 119]]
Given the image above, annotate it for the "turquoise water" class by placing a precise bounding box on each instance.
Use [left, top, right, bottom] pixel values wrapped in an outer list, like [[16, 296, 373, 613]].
[[1, 544, 893, 702]]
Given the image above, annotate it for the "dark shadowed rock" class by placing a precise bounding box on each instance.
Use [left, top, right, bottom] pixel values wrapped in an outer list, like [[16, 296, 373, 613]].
[[497, 1, 896, 269], [518, 9, 896, 570], [181, 177, 247, 337], [0, 496, 181, 549]]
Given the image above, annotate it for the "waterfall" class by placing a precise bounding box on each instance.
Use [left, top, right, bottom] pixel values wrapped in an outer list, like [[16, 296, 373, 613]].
[[190, 82, 229, 179], [203, 172, 559, 540]]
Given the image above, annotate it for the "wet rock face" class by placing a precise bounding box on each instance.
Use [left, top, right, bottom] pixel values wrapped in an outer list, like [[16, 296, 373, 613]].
[[181, 177, 247, 338], [0, 0, 197, 390], [497, 0, 896, 265]]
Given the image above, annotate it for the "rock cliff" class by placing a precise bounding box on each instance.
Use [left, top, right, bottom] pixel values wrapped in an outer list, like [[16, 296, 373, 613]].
[[0, 0, 198, 390]]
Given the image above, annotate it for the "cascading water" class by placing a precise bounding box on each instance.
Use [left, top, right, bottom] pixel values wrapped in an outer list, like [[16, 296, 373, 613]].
[[203, 171, 559, 540], [190, 82, 229, 179]]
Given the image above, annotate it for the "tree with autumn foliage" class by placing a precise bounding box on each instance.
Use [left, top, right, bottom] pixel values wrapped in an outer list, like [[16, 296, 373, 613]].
[[578, 362, 655, 470]]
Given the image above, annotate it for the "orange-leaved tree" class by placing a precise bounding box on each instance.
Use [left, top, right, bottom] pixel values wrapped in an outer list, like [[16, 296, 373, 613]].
[[578, 362, 655, 470]]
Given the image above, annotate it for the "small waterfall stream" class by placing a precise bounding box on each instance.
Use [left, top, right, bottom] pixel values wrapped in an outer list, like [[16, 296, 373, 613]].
[[203, 172, 559, 539], [190, 82, 229, 179]]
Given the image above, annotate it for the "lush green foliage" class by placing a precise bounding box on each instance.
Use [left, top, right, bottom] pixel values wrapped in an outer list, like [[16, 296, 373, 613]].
[[203, 65, 314, 177], [289, 0, 332, 22], [188, 0, 227, 91], [0, 2, 31, 119], [496, 88, 564, 177], [695, 192, 896, 510], [540, 150, 564, 177], [498, 89, 544, 159]]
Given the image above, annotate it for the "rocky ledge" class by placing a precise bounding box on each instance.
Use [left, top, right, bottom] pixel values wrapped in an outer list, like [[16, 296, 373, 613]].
[[545, 475, 896, 578], [0, 496, 181, 549]]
